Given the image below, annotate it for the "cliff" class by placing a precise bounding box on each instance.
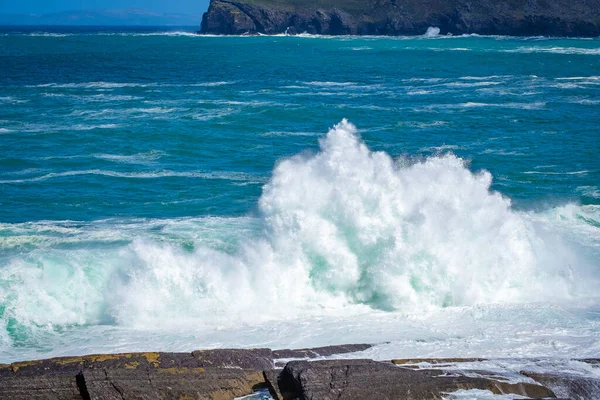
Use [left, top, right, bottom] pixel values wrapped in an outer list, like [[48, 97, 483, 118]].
[[199, 0, 600, 36]]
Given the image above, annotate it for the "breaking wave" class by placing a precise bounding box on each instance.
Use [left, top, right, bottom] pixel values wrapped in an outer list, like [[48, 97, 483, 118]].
[[0, 120, 598, 346]]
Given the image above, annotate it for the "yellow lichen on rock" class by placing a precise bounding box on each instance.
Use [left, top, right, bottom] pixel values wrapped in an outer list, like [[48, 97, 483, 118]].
[[85, 353, 132, 363], [142, 352, 160, 367], [124, 361, 141, 369], [10, 359, 43, 373]]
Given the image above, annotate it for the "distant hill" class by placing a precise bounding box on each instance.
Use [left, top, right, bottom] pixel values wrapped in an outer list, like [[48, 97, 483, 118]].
[[201, 0, 600, 36], [0, 9, 201, 26]]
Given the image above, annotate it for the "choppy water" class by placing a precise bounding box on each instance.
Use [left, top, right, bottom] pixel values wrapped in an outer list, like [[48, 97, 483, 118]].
[[0, 27, 599, 367]]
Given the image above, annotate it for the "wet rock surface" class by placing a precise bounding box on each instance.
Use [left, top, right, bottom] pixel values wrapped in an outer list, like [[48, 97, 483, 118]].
[[272, 343, 372, 359], [273, 359, 555, 400], [0, 351, 271, 400], [522, 371, 600, 400], [199, 0, 600, 37], [3, 348, 598, 399]]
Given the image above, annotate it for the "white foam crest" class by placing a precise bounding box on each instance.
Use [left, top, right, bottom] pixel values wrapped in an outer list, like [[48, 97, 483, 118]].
[[1, 120, 597, 341], [576, 186, 600, 199], [556, 76, 600, 80], [30, 81, 234, 89], [423, 27, 441, 38], [406, 89, 435, 95], [92, 150, 166, 164], [189, 81, 236, 87], [25, 33, 69, 37], [0, 96, 28, 104], [422, 102, 546, 111], [444, 389, 530, 399], [443, 81, 503, 88], [459, 75, 512, 80], [504, 47, 600, 55], [0, 169, 265, 184], [304, 81, 357, 87], [523, 170, 589, 175], [71, 124, 120, 130], [113, 31, 199, 37], [33, 82, 154, 89]]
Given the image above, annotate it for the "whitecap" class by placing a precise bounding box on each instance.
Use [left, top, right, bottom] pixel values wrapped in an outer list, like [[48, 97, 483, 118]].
[[504, 47, 600, 55], [523, 170, 589, 175]]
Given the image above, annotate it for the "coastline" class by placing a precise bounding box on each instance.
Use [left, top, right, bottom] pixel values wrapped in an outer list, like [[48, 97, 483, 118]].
[[200, 0, 600, 37], [2, 344, 598, 399]]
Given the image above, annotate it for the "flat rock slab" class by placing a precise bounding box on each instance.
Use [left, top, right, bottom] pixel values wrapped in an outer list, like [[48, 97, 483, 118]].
[[523, 371, 600, 400], [391, 358, 488, 365], [191, 348, 274, 370], [273, 359, 555, 400], [1, 350, 273, 400], [273, 344, 372, 359], [0, 373, 82, 400], [4, 348, 581, 400], [80, 367, 266, 400]]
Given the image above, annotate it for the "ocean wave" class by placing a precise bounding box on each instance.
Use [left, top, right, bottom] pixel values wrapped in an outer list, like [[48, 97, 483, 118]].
[[481, 149, 526, 156], [92, 150, 166, 164], [29, 81, 235, 89], [503, 46, 600, 55], [576, 186, 600, 199], [0, 169, 266, 184], [406, 89, 435, 95], [523, 170, 589, 175], [459, 75, 513, 80], [421, 102, 546, 111], [1, 120, 597, 345], [189, 81, 236, 87], [104, 31, 199, 37], [0, 96, 29, 104], [5, 123, 122, 133], [1, 31, 199, 38], [556, 76, 600, 81], [419, 144, 461, 152], [443, 81, 503, 88], [568, 98, 600, 105], [304, 81, 357, 87], [260, 131, 321, 137]]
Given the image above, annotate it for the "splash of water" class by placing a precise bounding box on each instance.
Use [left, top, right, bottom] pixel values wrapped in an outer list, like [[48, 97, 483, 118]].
[[0, 120, 596, 347]]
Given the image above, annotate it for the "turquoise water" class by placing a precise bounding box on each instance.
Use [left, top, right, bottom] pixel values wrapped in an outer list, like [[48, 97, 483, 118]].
[[0, 27, 599, 363]]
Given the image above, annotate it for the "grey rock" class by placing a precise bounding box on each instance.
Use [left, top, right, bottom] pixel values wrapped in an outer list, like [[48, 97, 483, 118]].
[[523, 371, 600, 400], [273, 343, 373, 359], [274, 359, 555, 400], [0, 350, 272, 400]]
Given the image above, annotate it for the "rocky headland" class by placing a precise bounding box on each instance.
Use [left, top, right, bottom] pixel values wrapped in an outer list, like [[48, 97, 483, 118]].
[[2, 344, 599, 399], [199, 0, 600, 36]]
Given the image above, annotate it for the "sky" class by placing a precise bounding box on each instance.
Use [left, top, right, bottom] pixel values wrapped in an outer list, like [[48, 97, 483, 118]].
[[0, 0, 211, 15]]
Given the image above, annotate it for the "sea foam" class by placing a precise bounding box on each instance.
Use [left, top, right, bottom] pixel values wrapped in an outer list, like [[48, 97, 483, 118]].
[[1, 120, 596, 347]]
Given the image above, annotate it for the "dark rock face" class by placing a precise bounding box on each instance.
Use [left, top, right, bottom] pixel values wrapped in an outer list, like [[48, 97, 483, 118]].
[[8, 349, 600, 400], [273, 359, 555, 400], [272, 343, 372, 359], [0, 351, 271, 400], [200, 0, 600, 36], [523, 371, 600, 400]]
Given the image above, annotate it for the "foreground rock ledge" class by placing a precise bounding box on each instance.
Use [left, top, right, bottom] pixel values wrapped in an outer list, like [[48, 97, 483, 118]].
[[199, 0, 600, 37], [1, 345, 594, 399]]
